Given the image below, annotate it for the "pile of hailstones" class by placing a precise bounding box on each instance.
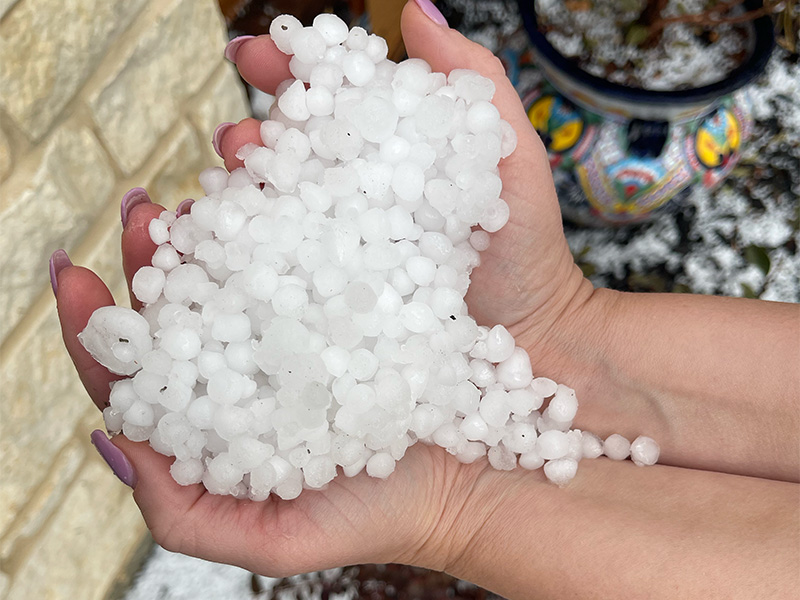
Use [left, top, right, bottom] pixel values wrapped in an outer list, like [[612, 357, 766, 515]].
[[80, 14, 659, 500]]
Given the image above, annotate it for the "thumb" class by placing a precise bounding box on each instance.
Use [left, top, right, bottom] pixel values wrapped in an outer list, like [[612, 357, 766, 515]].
[[400, 0, 562, 233]]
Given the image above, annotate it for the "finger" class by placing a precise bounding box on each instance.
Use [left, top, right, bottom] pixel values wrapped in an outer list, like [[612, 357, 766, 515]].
[[216, 118, 263, 171], [400, 1, 560, 227], [121, 190, 165, 311], [228, 35, 293, 96], [55, 264, 120, 409]]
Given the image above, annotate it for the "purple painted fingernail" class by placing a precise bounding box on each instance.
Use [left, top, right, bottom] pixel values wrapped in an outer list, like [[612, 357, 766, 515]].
[[91, 430, 137, 488], [414, 0, 448, 26], [212, 122, 235, 158], [224, 35, 255, 64], [49, 249, 72, 297], [121, 188, 151, 228], [177, 198, 195, 216]]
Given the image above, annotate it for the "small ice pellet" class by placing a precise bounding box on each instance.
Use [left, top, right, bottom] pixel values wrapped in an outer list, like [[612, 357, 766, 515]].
[[366, 452, 395, 478], [604, 434, 632, 461], [151, 244, 181, 272], [171, 458, 204, 486], [484, 325, 515, 363], [312, 13, 349, 46], [269, 14, 302, 54], [289, 26, 327, 64], [78, 306, 153, 375], [342, 51, 376, 87], [581, 431, 604, 459], [148, 219, 170, 245], [487, 445, 517, 471], [547, 385, 579, 422], [543, 458, 578, 486], [132, 266, 166, 305], [537, 430, 570, 460], [630, 436, 660, 466], [495, 348, 534, 389], [278, 80, 310, 122]]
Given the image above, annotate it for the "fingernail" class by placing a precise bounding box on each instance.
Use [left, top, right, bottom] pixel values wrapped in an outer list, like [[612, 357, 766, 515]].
[[49, 249, 72, 297], [121, 188, 151, 228], [177, 198, 195, 216], [212, 122, 235, 158], [413, 0, 448, 26], [91, 430, 137, 488], [224, 35, 255, 64]]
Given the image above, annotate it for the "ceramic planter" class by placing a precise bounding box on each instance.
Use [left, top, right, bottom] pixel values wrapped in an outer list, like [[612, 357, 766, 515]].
[[510, 0, 775, 225]]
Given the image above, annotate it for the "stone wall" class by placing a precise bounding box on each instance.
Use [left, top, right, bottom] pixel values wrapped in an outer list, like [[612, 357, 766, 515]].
[[0, 0, 250, 597]]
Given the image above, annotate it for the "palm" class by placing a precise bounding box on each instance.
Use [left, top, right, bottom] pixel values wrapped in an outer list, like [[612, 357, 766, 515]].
[[115, 421, 476, 575]]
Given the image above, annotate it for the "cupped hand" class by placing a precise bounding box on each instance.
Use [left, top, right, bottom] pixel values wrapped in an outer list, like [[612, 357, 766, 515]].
[[54, 0, 568, 579]]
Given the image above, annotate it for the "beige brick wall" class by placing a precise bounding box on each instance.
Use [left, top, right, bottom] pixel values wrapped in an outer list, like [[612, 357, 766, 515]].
[[0, 0, 250, 597]]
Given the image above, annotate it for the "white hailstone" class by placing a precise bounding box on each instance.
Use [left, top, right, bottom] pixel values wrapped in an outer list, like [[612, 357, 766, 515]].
[[630, 436, 660, 466], [345, 26, 368, 51], [484, 324, 515, 363], [342, 51, 376, 87], [312, 13, 349, 46], [581, 431, 604, 459], [79, 306, 152, 375], [170, 458, 205, 486], [152, 244, 181, 272], [488, 445, 517, 471], [199, 166, 229, 195], [543, 458, 578, 486], [537, 430, 570, 460], [531, 377, 558, 398], [132, 266, 166, 305], [466, 100, 501, 134], [547, 384, 579, 422], [495, 348, 534, 389], [604, 434, 632, 461], [478, 198, 510, 233], [270, 14, 302, 54], [149, 218, 170, 245], [79, 18, 658, 500], [290, 26, 327, 64], [278, 80, 311, 122]]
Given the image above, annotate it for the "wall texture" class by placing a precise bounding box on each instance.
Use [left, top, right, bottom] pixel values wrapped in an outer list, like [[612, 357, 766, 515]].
[[0, 0, 250, 597]]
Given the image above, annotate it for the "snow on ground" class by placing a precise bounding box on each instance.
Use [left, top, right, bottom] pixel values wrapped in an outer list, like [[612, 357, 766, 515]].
[[122, 546, 277, 600]]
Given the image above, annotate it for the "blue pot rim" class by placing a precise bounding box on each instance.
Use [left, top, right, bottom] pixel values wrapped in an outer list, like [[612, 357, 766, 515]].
[[517, 0, 775, 106]]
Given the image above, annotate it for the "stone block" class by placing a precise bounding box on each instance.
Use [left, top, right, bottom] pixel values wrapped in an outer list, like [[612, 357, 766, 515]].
[[3, 461, 146, 600], [0, 0, 146, 140], [0, 124, 114, 342], [0, 309, 90, 536], [0, 125, 11, 181], [0, 0, 17, 21], [88, 0, 227, 175], [152, 121, 206, 210], [0, 440, 84, 562], [189, 63, 251, 161]]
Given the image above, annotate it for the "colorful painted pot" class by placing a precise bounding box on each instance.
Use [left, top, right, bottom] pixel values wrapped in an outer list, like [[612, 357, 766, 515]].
[[509, 0, 775, 226]]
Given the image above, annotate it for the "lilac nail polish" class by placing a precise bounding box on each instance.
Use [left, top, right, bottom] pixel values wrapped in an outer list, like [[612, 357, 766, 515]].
[[49, 249, 72, 297], [212, 122, 235, 158], [91, 430, 137, 488], [224, 35, 255, 64], [121, 188, 151, 227], [413, 0, 448, 26], [177, 198, 195, 216]]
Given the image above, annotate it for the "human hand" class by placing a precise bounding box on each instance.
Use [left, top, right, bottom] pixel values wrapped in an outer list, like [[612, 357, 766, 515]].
[[52, 0, 563, 580]]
